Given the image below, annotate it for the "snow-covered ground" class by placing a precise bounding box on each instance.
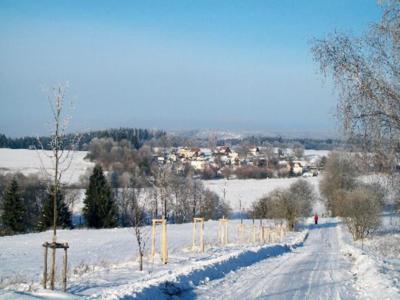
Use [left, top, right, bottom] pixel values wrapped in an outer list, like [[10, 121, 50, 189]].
[[3, 148, 399, 299], [0, 219, 304, 299], [0, 148, 93, 184], [338, 213, 400, 299], [203, 176, 321, 212], [1, 218, 399, 299], [184, 219, 357, 299]]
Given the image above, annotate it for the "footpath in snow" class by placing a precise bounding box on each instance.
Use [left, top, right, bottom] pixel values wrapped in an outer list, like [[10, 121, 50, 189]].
[[182, 219, 357, 300]]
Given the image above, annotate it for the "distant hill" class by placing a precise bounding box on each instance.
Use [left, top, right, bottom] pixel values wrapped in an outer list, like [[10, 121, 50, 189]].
[[171, 129, 341, 150]]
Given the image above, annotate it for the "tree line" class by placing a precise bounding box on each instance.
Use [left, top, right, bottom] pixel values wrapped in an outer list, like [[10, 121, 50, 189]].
[[83, 137, 232, 225], [0, 128, 165, 150], [0, 148, 231, 236], [0, 174, 73, 235]]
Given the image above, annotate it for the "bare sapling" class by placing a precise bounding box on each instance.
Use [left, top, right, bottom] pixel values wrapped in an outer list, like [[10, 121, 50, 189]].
[[128, 181, 148, 271], [37, 83, 79, 290]]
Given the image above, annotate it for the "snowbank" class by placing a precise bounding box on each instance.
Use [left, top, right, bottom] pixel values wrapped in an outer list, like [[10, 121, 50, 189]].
[[93, 232, 309, 299], [338, 221, 400, 299]]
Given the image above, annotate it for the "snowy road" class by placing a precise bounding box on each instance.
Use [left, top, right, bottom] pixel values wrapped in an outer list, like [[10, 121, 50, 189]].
[[183, 220, 357, 300]]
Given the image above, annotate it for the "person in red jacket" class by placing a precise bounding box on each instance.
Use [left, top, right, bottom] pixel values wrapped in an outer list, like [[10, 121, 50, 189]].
[[314, 213, 318, 225]]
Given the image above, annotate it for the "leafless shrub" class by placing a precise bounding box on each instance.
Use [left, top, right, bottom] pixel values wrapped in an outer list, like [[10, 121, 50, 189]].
[[252, 179, 316, 229], [342, 185, 383, 246], [319, 152, 358, 216]]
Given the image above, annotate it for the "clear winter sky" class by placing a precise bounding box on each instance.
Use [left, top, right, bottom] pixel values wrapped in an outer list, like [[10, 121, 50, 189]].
[[0, 0, 381, 137]]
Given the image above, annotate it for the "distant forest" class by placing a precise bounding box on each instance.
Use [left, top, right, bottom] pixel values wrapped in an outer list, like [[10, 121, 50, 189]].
[[0, 128, 166, 150], [221, 136, 341, 150], [0, 127, 340, 151]]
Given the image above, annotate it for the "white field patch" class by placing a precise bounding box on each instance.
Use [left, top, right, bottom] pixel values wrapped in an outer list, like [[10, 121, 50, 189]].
[[0, 148, 94, 184], [203, 176, 322, 212]]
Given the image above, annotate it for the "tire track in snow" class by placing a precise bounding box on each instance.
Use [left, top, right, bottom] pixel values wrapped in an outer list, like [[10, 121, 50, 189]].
[[185, 219, 357, 300]]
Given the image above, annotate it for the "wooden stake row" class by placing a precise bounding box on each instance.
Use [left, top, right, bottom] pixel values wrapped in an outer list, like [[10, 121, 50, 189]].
[[43, 219, 288, 292]]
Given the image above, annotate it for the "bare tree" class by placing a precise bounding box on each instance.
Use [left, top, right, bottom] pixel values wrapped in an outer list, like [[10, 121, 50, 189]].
[[288, 179, 315, 217], [312, 0, 400, 172], [128, 179, 148, 271], [152, 164, 172, 219], [207, 133, 217, 151], [38, 83, 78, 290], [292, 142, 305, 159], [342, 186, 383, 247], [260, 143, 276, 167], [252, 179, 315, 229], [319, 152, 357, 216]]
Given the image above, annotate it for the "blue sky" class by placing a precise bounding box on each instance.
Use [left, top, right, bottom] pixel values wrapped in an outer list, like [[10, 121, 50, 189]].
[[0, 0, 382, 137]]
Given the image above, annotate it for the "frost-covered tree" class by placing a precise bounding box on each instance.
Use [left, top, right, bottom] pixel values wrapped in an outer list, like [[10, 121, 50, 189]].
[[288, 179, 315, 217], [342, 186, 383, 246], [1, 178, 26, 234], [319, 152, 357, 216], [312, 0, 400, 172], [83, 165, 118, 228], [252, 179, 315, 229], [292, 143, 305, 159]]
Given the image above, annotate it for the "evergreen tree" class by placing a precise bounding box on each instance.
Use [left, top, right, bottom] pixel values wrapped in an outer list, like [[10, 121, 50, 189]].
[[83, 165, 118, 228], [37, 186, 72, 231], [1, 178, 26, 234]]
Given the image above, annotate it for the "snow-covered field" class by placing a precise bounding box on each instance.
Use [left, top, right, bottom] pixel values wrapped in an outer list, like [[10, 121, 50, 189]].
[[204, 177, 321, 212], [0, 148, 93, 184], [0, 219, 304, 299]]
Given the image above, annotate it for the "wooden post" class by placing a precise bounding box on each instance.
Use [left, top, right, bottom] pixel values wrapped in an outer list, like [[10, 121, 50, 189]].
[[192, 219, 196, 251], [43, 243, 48, 289], [252, 225, 256, 244], [224, 220, 228, 245], [151, 220, 156, 263], [218, 218, 228, 246], [63, 243, 68, 292], [151, 219, 168, 264], [161, 219, 167, 264], [237, 223, 246, 244], [192, 218, 204, 252], [200, 220, 204, 252], [261, 226, 264, 243], [50, 246, 56, 290]]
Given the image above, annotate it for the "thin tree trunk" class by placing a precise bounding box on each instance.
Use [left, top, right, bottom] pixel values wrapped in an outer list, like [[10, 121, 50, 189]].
[[50, 99, 60, 290]]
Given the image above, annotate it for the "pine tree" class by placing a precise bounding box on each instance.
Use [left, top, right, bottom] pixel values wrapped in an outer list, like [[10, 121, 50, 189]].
[[37, 186, 72, 231], [1, 178, 26, 234], [83, 165, 118, 228]]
